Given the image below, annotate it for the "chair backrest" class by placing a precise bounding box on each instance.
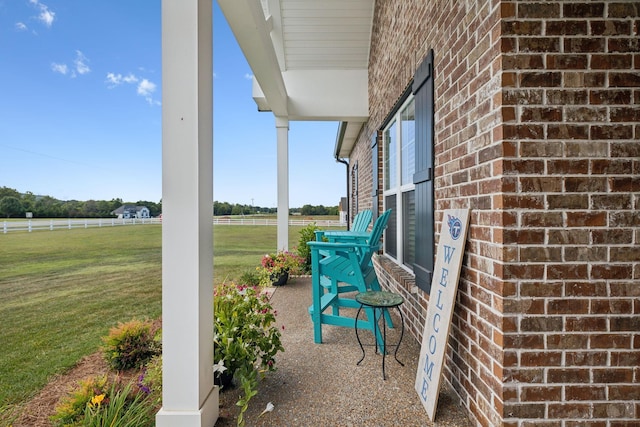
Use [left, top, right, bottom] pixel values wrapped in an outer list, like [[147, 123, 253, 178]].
[[351, 210, 372, 232], [357, 209, 391, 269], [367, 209, 391, 249]]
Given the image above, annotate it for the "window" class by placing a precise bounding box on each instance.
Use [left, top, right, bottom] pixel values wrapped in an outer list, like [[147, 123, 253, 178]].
[[378, 49, 435, 292], [383, 97, 416, 268]]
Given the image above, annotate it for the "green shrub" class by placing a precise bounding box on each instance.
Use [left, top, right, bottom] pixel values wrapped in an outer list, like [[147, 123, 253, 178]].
[[238, 269, 261, 287], [297, 223, 321, 272], [51, 375, 109, 426], [139, 355, 162, 404], [101, 320, 161, 371], [81, 381, 154, 427]]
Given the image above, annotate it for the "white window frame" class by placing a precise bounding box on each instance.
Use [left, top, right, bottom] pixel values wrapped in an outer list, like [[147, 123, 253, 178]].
[[383, 96, 415, 269]]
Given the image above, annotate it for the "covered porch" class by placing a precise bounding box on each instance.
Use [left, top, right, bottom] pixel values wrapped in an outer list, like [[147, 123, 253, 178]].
[[213, 277, 470, 426], [158, 1, 374, 425]]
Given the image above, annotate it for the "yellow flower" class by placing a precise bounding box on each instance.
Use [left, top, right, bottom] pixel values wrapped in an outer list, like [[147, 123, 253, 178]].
[[90, 393, 105, 406]]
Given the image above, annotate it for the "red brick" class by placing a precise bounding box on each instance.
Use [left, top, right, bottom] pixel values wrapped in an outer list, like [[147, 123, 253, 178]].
[[610, 73, 640, 88], [548, 368, 591, 383], [566, 212, 607, 227], [547, 54, 588, 69], [566, 317, 608, 332], [608, 385, 640, 400], [547, 159, 589, 174], [592, 265, 634, 280], [547, 229, 589, 245], [589, 89, 632, 105], [548, 298, 589, 314], [548, 403, 595, 419], [591, 125, 634, 139], [564, 246, 608, 262], [592, 229, 633, 244], [521, 317, 563, 332], [590, 20, 631, 35], [591, 54, 633, 69], [565, 177, 607, 192], [565, 350, 608, 366], [547, 334, 589, 349], [564, 38, 605, 53], [546, 20, 588, 35], [608, 38, 640, 53], [522, 212, 564, 227], [565, 385, 607, 401], [608, 3, 640, 18], [521, 385, 562, 402], [564, 3, 605, 18], [547, 124, 589, 140], [547, 194, 589, 209], [591, 194, 632, 210], [611, 141, 640, 157], [591, 159, 633, 174], [610, 316, 640, 331], [502, 20, 543, 35], [520, 71, 562, 87], [611, 106, 640, 121], [591, 334, 632, 348]]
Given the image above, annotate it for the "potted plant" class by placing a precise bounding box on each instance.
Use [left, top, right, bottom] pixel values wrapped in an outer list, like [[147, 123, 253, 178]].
[[213, 282, 284, 425], [258, 251, 304, 286]]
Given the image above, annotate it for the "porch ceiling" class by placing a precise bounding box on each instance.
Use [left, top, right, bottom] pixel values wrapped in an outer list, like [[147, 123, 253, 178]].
[[217, 0, 373, 157]]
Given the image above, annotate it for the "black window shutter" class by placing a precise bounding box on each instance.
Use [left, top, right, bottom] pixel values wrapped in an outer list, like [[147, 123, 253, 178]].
[[412, 49, 435, 293], [371, 132, 379, 221]]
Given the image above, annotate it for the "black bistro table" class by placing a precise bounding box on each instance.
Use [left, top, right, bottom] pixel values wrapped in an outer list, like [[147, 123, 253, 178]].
[[354, 290, 405, 380]]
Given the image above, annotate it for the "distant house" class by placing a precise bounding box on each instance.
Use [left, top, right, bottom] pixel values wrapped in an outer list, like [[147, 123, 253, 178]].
[[338, 197, 347, 224], [111, 204, 150, 219]]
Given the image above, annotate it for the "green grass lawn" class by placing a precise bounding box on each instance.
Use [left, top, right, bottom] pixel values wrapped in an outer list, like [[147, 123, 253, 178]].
[[0, 222, 338, 414]]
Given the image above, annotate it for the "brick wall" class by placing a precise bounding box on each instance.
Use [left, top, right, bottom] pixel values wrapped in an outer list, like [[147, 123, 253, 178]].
[[346, 0, 639, 426], [500, 2, 639, 426], [365, 0, 506, 425]]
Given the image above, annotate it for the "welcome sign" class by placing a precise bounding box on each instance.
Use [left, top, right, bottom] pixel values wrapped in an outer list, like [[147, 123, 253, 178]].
[[415, 208, 470, 421]]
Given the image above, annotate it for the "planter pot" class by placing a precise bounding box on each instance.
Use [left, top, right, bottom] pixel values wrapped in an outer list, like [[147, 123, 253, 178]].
[[215, 371, 234, 389], [271, 271, 289, 286]]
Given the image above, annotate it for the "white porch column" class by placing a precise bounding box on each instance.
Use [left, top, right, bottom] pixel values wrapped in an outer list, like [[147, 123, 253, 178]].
[[276, 116, 289, 251], [157, 1, 218, 426]]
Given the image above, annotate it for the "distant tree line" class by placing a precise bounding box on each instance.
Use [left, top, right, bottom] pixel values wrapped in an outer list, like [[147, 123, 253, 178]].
[[0, 186, 339, 219], [0, 186, 161, 219], [213, 201, 338, 216]]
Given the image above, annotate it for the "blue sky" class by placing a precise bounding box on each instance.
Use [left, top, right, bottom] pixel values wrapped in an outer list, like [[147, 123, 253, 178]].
[[0, 1, 345, 208]]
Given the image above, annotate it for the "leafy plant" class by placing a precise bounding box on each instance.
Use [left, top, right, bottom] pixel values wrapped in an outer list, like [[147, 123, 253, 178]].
[[238, 269, 261, 287], [139, 355, 162, 404], [51, 375, 109, 426], [257, 251, 304, 286], [101, 319, 161, 371], [214, 282, 284, 426], [81, 381, 154, 427], [297, 223, 322, 272]]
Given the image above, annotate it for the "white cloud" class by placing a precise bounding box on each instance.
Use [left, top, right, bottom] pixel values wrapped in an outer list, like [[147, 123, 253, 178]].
[[244, 73, 254, 80], [137, 79, 160, 105], [106, 72, 139, 87], [51, 62, 68, 75], [106, 73, 159, 106], [74, 50, 90, 75], [29, 0, 55, 28], [137, 79, 156, 97], [15, 22, 28, 31], [51, 51, 90, 78]]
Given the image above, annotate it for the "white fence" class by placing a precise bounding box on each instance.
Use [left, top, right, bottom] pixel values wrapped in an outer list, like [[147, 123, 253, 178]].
[[2, 217, 345, 233]]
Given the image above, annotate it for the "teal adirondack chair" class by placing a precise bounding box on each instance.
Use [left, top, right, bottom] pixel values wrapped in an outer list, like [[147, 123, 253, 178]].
[[307, 210, 392, 348], [314, 209, 372, 242]]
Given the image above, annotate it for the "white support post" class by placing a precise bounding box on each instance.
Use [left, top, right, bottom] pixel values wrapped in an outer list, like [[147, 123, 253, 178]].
[[276, 116, 289, 251], [156, 1, 217, 426]]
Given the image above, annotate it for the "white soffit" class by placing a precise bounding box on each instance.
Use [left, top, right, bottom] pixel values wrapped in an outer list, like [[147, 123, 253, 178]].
[[222, 0, 373, 156], [277, 0, 373, 71]]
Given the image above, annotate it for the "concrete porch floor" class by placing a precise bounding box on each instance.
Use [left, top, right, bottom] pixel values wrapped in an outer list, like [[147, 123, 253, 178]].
[[215, 276, 472, 426]]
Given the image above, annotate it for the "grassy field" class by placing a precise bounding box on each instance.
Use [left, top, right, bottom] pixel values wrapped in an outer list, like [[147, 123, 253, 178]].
[[0, 222, 333, 413]]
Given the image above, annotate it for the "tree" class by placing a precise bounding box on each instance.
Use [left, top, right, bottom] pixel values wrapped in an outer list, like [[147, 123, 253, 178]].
[[0, 196, 24, 218]]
